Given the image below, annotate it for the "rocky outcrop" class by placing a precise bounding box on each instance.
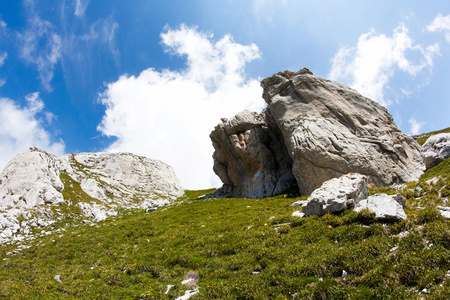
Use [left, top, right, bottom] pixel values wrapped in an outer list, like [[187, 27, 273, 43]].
[[354, 193, 407, 221], [210, 68, 425, 198], [300, 173, 369, 216], [210, 110, 296, 198], [421, 133, 450, 169], [0, 149, 64, 208], [0, 148, 184, 244]]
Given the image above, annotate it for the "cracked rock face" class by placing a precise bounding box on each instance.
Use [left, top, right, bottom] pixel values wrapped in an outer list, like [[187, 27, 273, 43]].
[[211, 69, 425, 197], [210, 110, 296, 198]]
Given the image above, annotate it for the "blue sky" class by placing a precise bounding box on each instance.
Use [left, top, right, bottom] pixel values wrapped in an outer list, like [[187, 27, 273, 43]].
[[0, 0, 449, 189]]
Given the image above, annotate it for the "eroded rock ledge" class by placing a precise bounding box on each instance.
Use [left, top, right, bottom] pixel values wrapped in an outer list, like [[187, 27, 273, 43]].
[[210, 68, 425, 198]]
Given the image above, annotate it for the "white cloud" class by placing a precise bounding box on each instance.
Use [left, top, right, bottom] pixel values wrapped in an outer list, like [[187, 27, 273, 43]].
[[74, 0, 90, 17], [0, 52, 6, 86], [0, 52, 6, 66], [98, 25, 264, 189], [408, 117, 425, 135], [427, 14, 450, 42], [329, 24, 438, 106], [0, 93, 65, 172], [17, 1, 62, 91]]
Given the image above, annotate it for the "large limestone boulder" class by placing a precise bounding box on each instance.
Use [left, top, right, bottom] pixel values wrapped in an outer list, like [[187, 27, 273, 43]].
[[261, 69, 424, 195], [300, 173, 369, 216], [421, 133, 450, 169], [210, 68, 425, 198]]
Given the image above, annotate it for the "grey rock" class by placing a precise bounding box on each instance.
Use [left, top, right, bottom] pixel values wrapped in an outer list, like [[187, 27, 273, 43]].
[[421, 133, 450, 169], [210, 109, 296, 198], [301, 173, 369, 216], [291, 211, 305, 218], [354, 193, 407, 221], [391, 183, 407, 191], [261, 69, 424, 195], [0, 149, 64, 208], [290, 200, 308, 207], [210, 69, 425, 197], [0, 148, 184, 243], [437, 206, 450, 219]]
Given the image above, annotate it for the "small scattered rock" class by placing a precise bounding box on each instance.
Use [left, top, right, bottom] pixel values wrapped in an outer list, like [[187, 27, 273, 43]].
[[54, 275, 62, 283], [390, 246, 399, 252], [426, 177, 440, 186], [175, 289, 199, 300], [391, 183, 406, 191], [291, 211, 305, 218], [164, 285, 174, 295], [290, 200, 307, 207], [437, 206, 450, 219]]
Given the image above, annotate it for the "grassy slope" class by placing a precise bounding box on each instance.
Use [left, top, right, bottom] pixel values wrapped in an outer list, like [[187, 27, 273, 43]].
[[0, 166, 449, 298]]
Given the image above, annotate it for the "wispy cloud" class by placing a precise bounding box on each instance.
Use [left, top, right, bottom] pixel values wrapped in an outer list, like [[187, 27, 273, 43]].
[[17, 0, 62, 91], [98, 25, 264, 189], [0, 93, 65, 171], [427, 14, 450, 42], [329, 24, 439, 106], [408, 117, 425, 135], [0, 52, 7, 66], [74, 0, 90, 17], [0, 18, 7, 85]]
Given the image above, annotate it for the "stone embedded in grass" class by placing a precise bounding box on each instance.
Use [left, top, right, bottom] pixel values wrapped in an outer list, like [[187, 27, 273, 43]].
[[437, 206, 450, 219], [164, 285, 174, 294], [182, 271, 199, 289], [354, 193, 407, 221], [175, 289, 199, 300], [291, 211, 305, 218], [300, 173, 369, 216]]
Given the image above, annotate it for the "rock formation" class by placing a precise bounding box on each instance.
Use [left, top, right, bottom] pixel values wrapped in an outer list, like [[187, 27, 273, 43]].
[[0, 148, 184, 244], [291, 172, 407, 220], [421, 133, 450, 169], [300, 173, 369, 216], [210, 110, 296, 198], [354, 193, 407, 221], [210, 68, 425, 198]]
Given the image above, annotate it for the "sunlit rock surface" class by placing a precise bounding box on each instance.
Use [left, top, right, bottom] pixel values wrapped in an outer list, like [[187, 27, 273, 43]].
[[0, 148, 184, 244], [211, 68, 425, 198]]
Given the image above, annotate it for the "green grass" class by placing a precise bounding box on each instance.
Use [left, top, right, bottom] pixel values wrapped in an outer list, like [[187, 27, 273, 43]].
[[1, 156, 450, 298], [414, 127, 450, 145], [420, 158, 450, 181]]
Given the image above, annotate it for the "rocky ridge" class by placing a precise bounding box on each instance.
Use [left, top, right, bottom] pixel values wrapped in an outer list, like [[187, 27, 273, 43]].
[[0, 148, 184, 244], [211, 69, 425, 198]]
